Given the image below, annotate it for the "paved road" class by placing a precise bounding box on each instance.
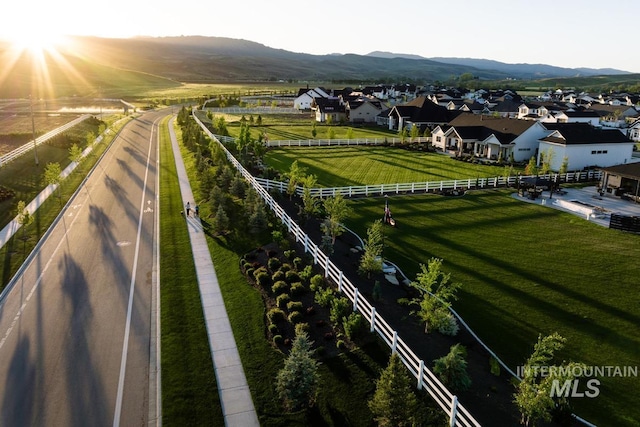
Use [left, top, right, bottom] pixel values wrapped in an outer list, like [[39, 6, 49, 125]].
[[0, 110, 164, 426]]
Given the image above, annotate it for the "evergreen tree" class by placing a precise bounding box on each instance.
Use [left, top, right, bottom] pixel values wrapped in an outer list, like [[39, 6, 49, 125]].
[[276, 331, 319, 411], [368, 353, 419, 427], [212, 204, 230, 235], [358, 220, 384, 278], [433, 344, 472, 392]]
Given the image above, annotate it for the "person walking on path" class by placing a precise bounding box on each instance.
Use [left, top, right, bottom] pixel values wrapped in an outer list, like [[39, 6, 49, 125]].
[[185, 201, 191, 217], [194, 204, 200, 217]]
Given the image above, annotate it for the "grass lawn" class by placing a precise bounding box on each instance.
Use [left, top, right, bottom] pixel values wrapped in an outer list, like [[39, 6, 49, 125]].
[[344, 191, 639, 426], [158, 118, 224, 425], [265, 146, 521, 187], [0, 116, 126, 289], [176, 121, 445, 426]]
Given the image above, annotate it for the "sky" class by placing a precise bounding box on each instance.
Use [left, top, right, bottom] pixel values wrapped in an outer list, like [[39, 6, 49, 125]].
[[3, 0, 640, 72]]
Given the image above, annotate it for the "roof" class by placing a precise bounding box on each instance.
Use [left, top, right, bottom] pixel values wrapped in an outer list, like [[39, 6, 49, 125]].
[[541, 123, 632, 145], [390, 96, 462, 123], [448, 114, 536, 136], [600, 162, 640, 179], [562, 110, 600, 118]]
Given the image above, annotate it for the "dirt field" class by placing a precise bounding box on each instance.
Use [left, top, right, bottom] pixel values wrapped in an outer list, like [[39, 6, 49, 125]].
[[0, 113, 83, 155]]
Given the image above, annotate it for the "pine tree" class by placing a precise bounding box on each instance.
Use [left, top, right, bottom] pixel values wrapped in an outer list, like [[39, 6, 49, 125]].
[[433, 344, 471, 392], [212, 205, 230, 235], [368, 353, 418, 427], [276, 332, 319, 411]]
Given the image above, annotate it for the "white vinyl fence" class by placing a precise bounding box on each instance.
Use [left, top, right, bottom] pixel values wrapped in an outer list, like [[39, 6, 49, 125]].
[[265, 137, 431, 147], [0, 114, 93, 168], [193, 112, 481, 427], [255, 170, 602, 199]]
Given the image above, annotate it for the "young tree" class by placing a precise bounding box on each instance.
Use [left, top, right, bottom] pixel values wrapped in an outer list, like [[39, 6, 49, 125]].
[[69, 143, 83, 171], [358, 220, 384, 278], [368, 353, 419, 427], [410, 124, 420, 142], [212, 205, 230, 235], [559, 156, 569, 175], [311, 122, 317, 139], [398, 126, 408, 144], [327, 127, 336, 139], [44, 162, 62, 203], [275, 331, 319, 411], [285, 160, 307, 200], [409, 258, 460, 334], [346, 127, 354, 140], [433, 344, 471, 392], [514, 333, 583, 427], [321, 193, 351, 244], [540, 148, 555, 175], [16, 200, 33, 255], [301, 174, 320, 222], [525, 156, 538, 176]]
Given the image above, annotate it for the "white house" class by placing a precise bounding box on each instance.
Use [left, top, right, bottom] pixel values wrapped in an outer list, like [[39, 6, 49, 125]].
[[346, 98, 384, 123], [538, 123, 634, 171], [294, 87, 330, 110], [627, 119, 640, 142], [554, 110, 601, 126]]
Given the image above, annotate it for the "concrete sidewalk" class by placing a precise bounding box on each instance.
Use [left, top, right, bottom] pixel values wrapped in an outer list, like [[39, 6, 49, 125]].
[[168, 119, 259, 427]]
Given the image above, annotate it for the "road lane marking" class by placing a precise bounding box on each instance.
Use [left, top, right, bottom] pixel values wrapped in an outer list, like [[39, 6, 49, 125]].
[[112, 117, 157, 427]]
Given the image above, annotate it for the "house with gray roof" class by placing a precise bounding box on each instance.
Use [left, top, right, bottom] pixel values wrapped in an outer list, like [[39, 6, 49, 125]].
[[538, 123, 634, 171]]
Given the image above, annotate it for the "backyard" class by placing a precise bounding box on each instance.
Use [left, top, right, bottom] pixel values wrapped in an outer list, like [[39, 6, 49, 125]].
[[264, 147, 639, 426]]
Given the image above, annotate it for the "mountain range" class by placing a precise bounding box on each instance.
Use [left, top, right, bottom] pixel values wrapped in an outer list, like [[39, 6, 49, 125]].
[[0, 35, 634, 98]]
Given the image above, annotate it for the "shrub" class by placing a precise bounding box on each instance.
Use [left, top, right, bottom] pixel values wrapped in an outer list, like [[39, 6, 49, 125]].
[[299, 265, 314, 285], [268, 257, 281, 271], [279, 263, 292, 273], [272, 270, 286, 283], [290, 282, 306, 297], [287, 301, 304, 313], [253, 266, 268, 279], [255, 271, 271, 288], [276, 294, 291, 310], [314, 287, 335, 308], [343, 312, 367, 341], [295, 323, 310, 336], [436, 311, 460, 336], [284, 250, 296, 260], [490, 357, 501, 376], [242, 261, 252, 271], [293, 257, 304, 271], [433, 344, 471, 393], [245, 267, 255, 279], [267, 308, 286, 323], [269, 323, 279, 335], [273, 335, 284, 345], [330, 297, 352, 325], [288, 311, 304, 324], [336, 340, 346, 350], [285, 270, 301, 284], [310, 274, 325, 291], [272, 280, 289, 296]]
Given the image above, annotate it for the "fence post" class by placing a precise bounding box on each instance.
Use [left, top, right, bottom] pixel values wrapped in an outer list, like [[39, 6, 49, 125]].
[[365, 185, 369, 196], [353, 288, 359, 312], [417, 360, 425, 390], [391, 331, 398, 354], [338, 271, 343, 292], [370, 307, 376, 332], [412, 182, 415, 193], [449, 396, 458, 427]]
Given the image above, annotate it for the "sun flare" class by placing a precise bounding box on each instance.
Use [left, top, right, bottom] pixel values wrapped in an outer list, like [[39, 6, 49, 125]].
[[8, 32, 66, 54]]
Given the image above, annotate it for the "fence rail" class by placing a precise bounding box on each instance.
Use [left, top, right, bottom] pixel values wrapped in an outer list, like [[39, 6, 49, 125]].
[[255, 170, 602, 199], [264, 136, 431, 147], [0, 114, 93, 168], [193, 112, 481, 427]]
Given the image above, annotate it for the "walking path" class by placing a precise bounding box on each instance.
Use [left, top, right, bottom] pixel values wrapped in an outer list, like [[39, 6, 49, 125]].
[[168, 119, 259, 427]]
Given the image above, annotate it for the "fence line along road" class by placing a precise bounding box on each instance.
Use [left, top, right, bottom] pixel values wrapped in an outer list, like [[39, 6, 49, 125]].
[[0, 114, 93, 168], [193, 112, 481, 427]]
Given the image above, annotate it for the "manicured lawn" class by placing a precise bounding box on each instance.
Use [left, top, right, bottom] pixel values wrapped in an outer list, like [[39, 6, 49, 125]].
[[158, 119, 224, 425], [265, 146, 521, 187], [345, 191, 639, 426]]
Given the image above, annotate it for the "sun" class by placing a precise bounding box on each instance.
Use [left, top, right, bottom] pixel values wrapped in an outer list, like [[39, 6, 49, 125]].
[[8, 32, 66, 54]]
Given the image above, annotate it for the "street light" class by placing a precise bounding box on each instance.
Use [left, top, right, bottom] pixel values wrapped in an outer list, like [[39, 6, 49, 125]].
[[29, 95, 39, 166]]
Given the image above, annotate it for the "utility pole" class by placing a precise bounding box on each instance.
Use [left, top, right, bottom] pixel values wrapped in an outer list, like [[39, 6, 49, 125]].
[[30, 94, 39, 166]]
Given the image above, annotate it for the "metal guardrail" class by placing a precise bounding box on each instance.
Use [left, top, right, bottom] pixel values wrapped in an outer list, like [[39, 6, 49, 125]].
[[193, 112, 481, 427], [0, 114, 92, 168]]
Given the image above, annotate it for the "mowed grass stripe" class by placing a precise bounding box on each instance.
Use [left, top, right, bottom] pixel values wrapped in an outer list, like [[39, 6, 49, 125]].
[[346, 191, 639, 426], [265, 146, 520, 187], [158, 117, 223, 425]]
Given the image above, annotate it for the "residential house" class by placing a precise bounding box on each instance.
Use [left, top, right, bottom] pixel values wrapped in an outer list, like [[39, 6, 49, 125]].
[[554, 109, 601, 126], [313, 97, 346, 123], [346, 97, 384, 124], [538, 123, 634, 171], [589, 104, 639, 128], [432, 114, 547, 161], [599, 162, 640, 200], [627, 118, 640, 142], [388, 96, 462, 132], [294, 87, 330, 110]]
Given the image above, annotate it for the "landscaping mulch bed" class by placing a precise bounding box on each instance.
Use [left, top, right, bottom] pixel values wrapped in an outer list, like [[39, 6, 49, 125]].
[[271, 194, 575, 427]]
